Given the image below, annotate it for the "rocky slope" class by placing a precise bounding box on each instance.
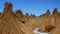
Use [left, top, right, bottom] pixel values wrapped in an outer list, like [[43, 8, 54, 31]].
[[0, 2, 60, 34]]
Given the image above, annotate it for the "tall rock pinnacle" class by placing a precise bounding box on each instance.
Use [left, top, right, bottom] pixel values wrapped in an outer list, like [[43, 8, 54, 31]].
[[45, 9, 50, 16], [52, 8, 58, 15], [0, 2, 13, 18], [3, 2, 12, 13], [0, 2, 60, 34], [15, 10, 25, 23], [15, 10, 23, 17], [46, 10, 50, 14]]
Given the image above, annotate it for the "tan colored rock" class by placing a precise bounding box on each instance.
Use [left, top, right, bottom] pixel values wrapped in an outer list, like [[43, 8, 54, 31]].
[[25, 13, 30, 19], [36, 10, 51, 32], [51, 8, 60, 27], [0, 2, 23, 34], [50, 16, 56, 27], [36, 9, 56, 32], [37, 9, 60, 32], [52, 8, 58, 15], [3, 2, 12, 13], [45, 9, 50, 17], [0, 2, 60, 34], [49, 24, 60, 34], [0, 2, 13, 19], [0, 2, 34, 34], [15, 10, 23, 18], [26, 17, 38, 30], [15, 10, 25, 23], [45, 8, 60, 32]]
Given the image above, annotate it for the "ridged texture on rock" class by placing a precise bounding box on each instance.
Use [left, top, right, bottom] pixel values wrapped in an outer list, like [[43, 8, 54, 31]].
[[0, 2, 60, 34], [49, 25, 60, 34], [0, 2, 34, 34]]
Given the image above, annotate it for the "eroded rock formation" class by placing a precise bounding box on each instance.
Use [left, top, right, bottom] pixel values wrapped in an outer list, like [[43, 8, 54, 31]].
[[0, 2, 34, 34], [0, 2, 60, 34]]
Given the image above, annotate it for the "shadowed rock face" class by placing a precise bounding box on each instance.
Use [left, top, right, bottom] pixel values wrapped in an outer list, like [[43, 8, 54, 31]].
[[15, 10, 25, 23], [0, 2, 60, 34], [15, 10, 23, 18], [52, 8, 58, 15], [3, 2, 12, 13], [49, 25, 60, 34], [45, 9, 50, 16]]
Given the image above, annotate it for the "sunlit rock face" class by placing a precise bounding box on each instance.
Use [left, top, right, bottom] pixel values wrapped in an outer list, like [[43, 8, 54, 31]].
[[37, 10, 51, 32], [15, 10, 25, 23], [51, 8, 60, 26], [37, 8, 60, 32], [0, 2, 60, 34], [0, 2, 34, 34]]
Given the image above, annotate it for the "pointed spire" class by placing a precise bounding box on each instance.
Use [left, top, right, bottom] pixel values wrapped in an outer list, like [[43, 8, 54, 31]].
[[3, 2, 12, 13], [52, 8, 58, 14], [44, 9, 50, 17], [15, 10, 23, 17], [46, 9, 50, 15]]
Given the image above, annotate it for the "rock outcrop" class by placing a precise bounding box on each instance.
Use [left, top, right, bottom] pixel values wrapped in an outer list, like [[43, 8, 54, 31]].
[[49, 24, 60, 34], [15, 10, 25, 23], [0, 2, 60, 34], [37, 10, 51, 32], [0, 2, 34, 34]]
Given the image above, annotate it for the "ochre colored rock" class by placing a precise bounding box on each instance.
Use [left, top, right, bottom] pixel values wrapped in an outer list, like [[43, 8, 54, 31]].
[[3, 2, 12, 13], [15, 10, 23, 18], [36, 10, 51, 32], [0, 2, 60, 34], [49, 24, 60, 34], [51, 8, 60, 27], [0, 2, 34, 34], [15, 10, 25, 23]]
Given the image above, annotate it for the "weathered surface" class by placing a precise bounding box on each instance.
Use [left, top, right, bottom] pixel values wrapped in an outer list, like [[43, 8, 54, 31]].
[[49, 24, 60, 34], [0, 2, 34, 34], [37, 10, 51, 32], [0, 2, 60, 34], [15, 10, 25, 23]]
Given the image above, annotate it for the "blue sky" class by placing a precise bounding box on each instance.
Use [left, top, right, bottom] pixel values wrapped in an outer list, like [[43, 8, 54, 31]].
[[0, 0, 60, 16]]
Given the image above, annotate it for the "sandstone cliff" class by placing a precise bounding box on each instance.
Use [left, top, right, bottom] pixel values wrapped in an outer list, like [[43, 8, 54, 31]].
[[0, 2, 34, 34], [0, 2, 60, 34]]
